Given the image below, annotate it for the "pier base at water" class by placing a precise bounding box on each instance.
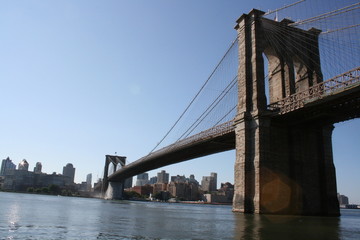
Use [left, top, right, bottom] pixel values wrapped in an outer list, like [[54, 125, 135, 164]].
[[104, 182, 124, 200]]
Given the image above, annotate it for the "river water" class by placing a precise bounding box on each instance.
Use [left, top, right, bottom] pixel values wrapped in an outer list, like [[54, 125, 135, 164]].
[[0, 192, 359, 240]]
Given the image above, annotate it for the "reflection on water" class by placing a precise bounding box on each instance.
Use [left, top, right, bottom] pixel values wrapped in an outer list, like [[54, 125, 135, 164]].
[[0, 192, 359, 240], [234, 213, 340, 240], [7, 200, 21, 233]]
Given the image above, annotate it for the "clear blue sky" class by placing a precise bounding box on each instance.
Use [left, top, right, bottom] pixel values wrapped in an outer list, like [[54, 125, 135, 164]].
[[1, 1, 359, 204]]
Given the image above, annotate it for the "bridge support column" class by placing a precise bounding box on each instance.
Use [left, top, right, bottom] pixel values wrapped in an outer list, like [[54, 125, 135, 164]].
[[234, 117, 339, 216], [233, 114, 271, 213], [104, 181, 124, 200], [232, 9, 339, 216]]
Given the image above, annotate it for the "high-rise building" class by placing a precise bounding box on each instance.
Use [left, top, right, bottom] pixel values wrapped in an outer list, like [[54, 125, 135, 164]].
[[149, 176, 158, 184], [188, 174, 199, 185], [0, 157, 16, 176], [168, 181, 200, 201], [201, 172, 217, 192], [62, 163, 75, 183], [153, 182, 168, 194], [157, 170, 169, 184], [18, 159, 29, 171], [33, 162, 42, 173], [338, 194, 349, 205], [210, 172, 217, 191], [201, 176, 212, 192], [86, 173, 92, 191], [135, 173, 149, 186], [168, 182, 186, 199], [124, 177, 133, 189], [171, 175, 186, 183]]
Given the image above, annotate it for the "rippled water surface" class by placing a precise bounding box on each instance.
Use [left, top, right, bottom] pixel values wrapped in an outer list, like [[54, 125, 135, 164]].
[[0, 192, 359, 239]]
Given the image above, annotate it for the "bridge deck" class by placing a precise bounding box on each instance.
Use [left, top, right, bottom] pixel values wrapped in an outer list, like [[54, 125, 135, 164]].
[[108, 121, 235, 182], [108, 68, 360, 182]]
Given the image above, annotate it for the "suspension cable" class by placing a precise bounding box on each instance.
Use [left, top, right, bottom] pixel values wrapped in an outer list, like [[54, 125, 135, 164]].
[[148, 38, 238, 154]]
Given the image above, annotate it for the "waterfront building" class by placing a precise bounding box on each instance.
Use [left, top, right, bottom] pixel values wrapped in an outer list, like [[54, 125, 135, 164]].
[[124, 177, 133, 189], [0, 176, 4, 189], [168, 181, 200, 201], [201, 176, 212, 192], [149, 176, 158, 184], [171, 175, 186, 183], [86, 173, 92, 191], [78, 181, 88, 191], [188, 174, 199, 185], [93, 178, 103, 193], [135, 173, 149, 186], [132, 185, 153, 196], [338, 194, 349, 205], [168, 182, 186, 199], [62, 163, 75, 183], [41, 172, 71, 188], [201, 172, 217, 192], [187, 183, 200, 201], [33, 162, 42, 173], [157, 170, 169, 184], [210, 172, 217, 191], [218, 182, 234, 202], [203, 192, 232, 204], [0, 157, 16, 176], [18, 159, 29, 171], [345, 204, 360, 209], [153, 182, 168, 194], [202, 182, 234, 203], [3, 169, 34, 191]]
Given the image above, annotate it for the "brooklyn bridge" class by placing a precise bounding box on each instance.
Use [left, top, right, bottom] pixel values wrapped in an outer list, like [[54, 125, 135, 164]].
[[101, 1, 360, 216]]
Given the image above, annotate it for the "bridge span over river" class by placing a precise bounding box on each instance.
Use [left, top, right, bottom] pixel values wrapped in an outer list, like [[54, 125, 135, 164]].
[[103, 3, 360, 216]]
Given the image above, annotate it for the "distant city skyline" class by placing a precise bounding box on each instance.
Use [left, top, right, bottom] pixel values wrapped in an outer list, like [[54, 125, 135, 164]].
[[135, 170, 221, 188], [1, 155, 229, 189], [0, 156, 92, 185]]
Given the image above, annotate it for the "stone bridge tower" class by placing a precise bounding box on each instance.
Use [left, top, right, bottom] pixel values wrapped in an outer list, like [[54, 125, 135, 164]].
[[102, 155, 126, 199], [233, 9, 339, 215]]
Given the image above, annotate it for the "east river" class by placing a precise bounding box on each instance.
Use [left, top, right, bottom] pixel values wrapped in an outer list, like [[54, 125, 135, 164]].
[[1, 192, 360, 239]]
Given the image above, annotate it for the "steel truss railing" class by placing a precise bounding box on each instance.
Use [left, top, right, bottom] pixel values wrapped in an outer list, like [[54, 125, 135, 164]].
[[269, 67, 360, 114]]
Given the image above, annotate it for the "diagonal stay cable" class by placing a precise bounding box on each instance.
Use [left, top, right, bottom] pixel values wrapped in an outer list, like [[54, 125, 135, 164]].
[[177, 76, 238, 141], [148, 38, 238, 154]]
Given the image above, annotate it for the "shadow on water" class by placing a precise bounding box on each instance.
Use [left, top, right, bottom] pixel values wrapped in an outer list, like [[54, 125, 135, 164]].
[[233, 213, 340, 240]]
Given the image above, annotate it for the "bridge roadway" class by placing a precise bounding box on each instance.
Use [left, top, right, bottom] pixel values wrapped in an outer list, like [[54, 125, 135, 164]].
[[108, 120, 236, 182], [108, 67, 360, 182]]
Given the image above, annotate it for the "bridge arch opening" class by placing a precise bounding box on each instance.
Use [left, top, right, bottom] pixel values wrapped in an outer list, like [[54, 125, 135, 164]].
[[108, 164, 115, 176], [262, 52, 270, 105], [262, 47, 294, 105], [263, 47, 296, 104], [116, 162, 123, 172], [262, 43, 321, 104]]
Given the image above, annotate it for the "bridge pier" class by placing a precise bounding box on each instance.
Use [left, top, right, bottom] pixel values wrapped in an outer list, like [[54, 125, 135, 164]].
[[234, 117, 339, 215], [232, 9, 339, 216], [104, 181, 124, 200]]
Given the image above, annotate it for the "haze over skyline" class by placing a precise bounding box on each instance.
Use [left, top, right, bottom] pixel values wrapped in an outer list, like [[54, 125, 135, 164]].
[[1, 0, 359, 203]]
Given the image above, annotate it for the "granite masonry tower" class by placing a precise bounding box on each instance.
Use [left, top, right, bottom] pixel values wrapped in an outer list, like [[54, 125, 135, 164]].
[[232, 9, 339, 216]]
